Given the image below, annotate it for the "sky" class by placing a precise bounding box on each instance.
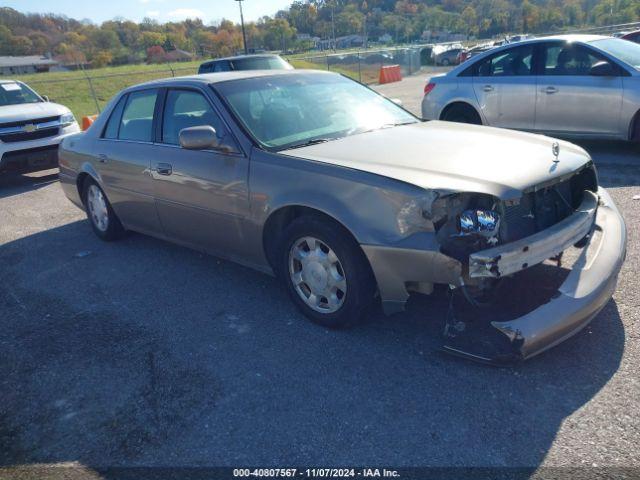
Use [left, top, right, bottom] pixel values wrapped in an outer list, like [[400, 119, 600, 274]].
[[3, 0, 292, 24]]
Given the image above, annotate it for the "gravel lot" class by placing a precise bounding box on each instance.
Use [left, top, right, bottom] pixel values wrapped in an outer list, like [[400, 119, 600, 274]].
[[1, 72, 639, 476]]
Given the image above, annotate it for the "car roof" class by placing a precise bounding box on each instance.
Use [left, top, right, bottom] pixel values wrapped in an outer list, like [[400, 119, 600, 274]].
[[200, 54, 282, 64], [124, 69, 335, 91]]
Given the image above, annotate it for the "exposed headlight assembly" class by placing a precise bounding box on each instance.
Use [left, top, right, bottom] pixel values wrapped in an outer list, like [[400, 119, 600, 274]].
[[60, 112, 76, 126], [458, 209, 500, 238]]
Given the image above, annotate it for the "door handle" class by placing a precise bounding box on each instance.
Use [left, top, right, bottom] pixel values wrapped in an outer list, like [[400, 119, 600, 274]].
[[155, 163, 172, 176], [544, 86, 558, 94], [97, 154, 109, 164], [483, 85, 494, 92]]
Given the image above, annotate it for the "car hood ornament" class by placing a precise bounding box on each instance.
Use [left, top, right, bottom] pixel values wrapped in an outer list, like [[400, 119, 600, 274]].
[[552, 141, 560, 163]]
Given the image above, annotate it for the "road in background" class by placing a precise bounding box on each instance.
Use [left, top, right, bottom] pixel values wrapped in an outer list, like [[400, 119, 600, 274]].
[[0, 73, 638, 474]]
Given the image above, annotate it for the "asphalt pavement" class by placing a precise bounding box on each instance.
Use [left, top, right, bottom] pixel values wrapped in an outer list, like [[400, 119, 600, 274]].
[[0, 72, 639, 477]]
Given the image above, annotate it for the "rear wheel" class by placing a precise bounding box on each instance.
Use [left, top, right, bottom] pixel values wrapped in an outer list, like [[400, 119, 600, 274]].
[[441, 104, 482, 125], [83, 179, 125, 241], [279, 216, 376, 328]]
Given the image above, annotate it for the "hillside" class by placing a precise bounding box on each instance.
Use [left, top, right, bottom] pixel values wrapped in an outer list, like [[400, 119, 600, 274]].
[[1, 0, 639, 69]]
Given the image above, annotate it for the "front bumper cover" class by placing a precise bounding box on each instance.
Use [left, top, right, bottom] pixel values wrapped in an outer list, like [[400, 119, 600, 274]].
[[444, 187, 626, 362]]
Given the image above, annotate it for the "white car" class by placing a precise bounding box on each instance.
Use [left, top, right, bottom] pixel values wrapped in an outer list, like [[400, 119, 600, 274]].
[[422, 35, 640, 141], [0, 80, 80, 174]]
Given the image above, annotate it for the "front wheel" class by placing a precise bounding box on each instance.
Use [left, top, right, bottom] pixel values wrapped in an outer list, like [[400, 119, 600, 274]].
[[279, 216, 376, 328]]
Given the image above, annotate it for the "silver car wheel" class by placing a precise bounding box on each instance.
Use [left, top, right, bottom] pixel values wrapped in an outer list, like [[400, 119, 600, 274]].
[[87, 184, 109, 232], [289, 236, 347, 313]]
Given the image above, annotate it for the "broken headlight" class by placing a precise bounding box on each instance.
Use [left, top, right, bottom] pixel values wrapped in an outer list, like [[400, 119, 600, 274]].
[[458, 210, 500, 237]]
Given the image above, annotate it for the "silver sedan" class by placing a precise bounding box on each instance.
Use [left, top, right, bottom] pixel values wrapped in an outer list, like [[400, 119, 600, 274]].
[[422, 34, 640, 141]]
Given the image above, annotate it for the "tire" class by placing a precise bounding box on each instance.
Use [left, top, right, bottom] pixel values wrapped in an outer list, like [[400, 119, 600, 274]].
[[441, 104, 482, 125], [441, 58, 450, 66], [278, 215, 376, 328], [82, 179, 125, 241]]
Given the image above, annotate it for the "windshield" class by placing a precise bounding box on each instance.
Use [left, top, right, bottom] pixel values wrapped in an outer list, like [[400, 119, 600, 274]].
[[215, 73, 418, 150], [231, 56, 292, 71], [591, 38, 640, 69], [0, 82, 42, 107]]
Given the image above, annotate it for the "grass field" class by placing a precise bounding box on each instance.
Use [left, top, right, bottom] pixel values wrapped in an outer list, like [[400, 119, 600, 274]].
[[14, 61, 202, 120]]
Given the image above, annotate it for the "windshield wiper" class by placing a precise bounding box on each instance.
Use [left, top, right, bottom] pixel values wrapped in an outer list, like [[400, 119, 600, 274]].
[[379, 121, 418, 129], [285, 138, 333, 150]]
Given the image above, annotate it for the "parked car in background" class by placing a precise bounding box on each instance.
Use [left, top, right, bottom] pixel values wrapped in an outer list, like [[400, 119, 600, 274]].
[[0, 80, 79, 174], [58, 69, 625, 363], [458, 43, 496, 63], [198, 54, 293, 74], [621, 30, 640, 43], [434, 47, 463, 66], [422, 35, 640, 141]]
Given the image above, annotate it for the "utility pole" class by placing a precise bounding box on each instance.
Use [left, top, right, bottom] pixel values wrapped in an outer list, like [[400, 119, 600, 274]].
[[235, 0, 248, 55], [331, 1, 336, 52]]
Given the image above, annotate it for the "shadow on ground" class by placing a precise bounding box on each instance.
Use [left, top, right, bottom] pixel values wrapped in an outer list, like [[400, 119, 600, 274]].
[[0, 214, 625, 471], [0, 169, 59, 200]]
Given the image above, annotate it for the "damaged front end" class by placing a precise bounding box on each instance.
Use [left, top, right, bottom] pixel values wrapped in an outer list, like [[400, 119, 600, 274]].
[[432, 164, 626, 364]]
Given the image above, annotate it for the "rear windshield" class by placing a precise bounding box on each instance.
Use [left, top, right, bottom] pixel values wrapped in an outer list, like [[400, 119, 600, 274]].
[[230, 56, 292, 71], [591, 38, 640, 69]]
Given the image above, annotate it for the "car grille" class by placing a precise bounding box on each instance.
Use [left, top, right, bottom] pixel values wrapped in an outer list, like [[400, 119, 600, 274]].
[[501, 167, 596, 243], [0, 116, 61, 143], [0, 128, 59, 143]]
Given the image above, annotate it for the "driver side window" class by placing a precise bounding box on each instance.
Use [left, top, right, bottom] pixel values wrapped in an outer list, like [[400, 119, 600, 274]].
[[161, 89, 227, 146], [542, 43, 612, 76]]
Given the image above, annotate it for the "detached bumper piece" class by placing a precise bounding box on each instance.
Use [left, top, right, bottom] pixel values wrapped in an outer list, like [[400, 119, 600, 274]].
[[0, 145, 59, 173], [443, 188, 626, 364]]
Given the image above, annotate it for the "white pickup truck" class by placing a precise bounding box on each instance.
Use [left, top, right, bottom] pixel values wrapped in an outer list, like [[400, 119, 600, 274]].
[[0, 79, 80, 174]]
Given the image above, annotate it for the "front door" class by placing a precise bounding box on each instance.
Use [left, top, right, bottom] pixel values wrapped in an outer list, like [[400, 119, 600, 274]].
[[534, 41, 624, 136], [151, 87, 250, 256], [471, 44, 537, 130]]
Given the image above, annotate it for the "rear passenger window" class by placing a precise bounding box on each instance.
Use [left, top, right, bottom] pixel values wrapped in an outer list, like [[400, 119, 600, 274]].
[[213, 61, 231, 72], [475, 45, 534, 76], [161, 89, 226, 145], [103, 95, 127, 139], [118, 89, 157, 142]]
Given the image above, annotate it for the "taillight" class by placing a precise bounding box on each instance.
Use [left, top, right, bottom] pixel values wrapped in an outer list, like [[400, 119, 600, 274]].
[[424, 82, 436, 96]]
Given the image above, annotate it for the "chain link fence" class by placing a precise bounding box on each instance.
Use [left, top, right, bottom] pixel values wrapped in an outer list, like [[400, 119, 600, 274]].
[[289, 46, 440, 84]]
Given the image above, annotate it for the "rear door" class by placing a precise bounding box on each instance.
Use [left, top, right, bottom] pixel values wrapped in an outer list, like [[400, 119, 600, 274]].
[[151, 87, 250, 255], [471, 44, 537, 130], [534, 41, 623, 136], [95, 88, 163, 235]]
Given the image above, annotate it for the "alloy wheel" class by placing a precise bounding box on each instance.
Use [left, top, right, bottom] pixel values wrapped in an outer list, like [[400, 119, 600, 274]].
[[87, 184, 109, 232], [288, 236, 347, 313]]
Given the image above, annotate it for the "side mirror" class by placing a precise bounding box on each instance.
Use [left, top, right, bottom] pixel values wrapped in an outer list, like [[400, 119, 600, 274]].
[[42, 95, 49, 102], [179, 125, 221, 150], [590, 61, 616, 77]]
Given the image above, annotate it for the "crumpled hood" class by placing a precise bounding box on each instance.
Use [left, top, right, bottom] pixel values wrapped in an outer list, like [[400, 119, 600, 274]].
[[280, 121, 592, 199], [0, 102, 70, 124]]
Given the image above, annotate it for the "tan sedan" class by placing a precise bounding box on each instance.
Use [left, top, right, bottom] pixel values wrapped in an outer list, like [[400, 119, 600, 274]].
[[59, 70, 626, 363]]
